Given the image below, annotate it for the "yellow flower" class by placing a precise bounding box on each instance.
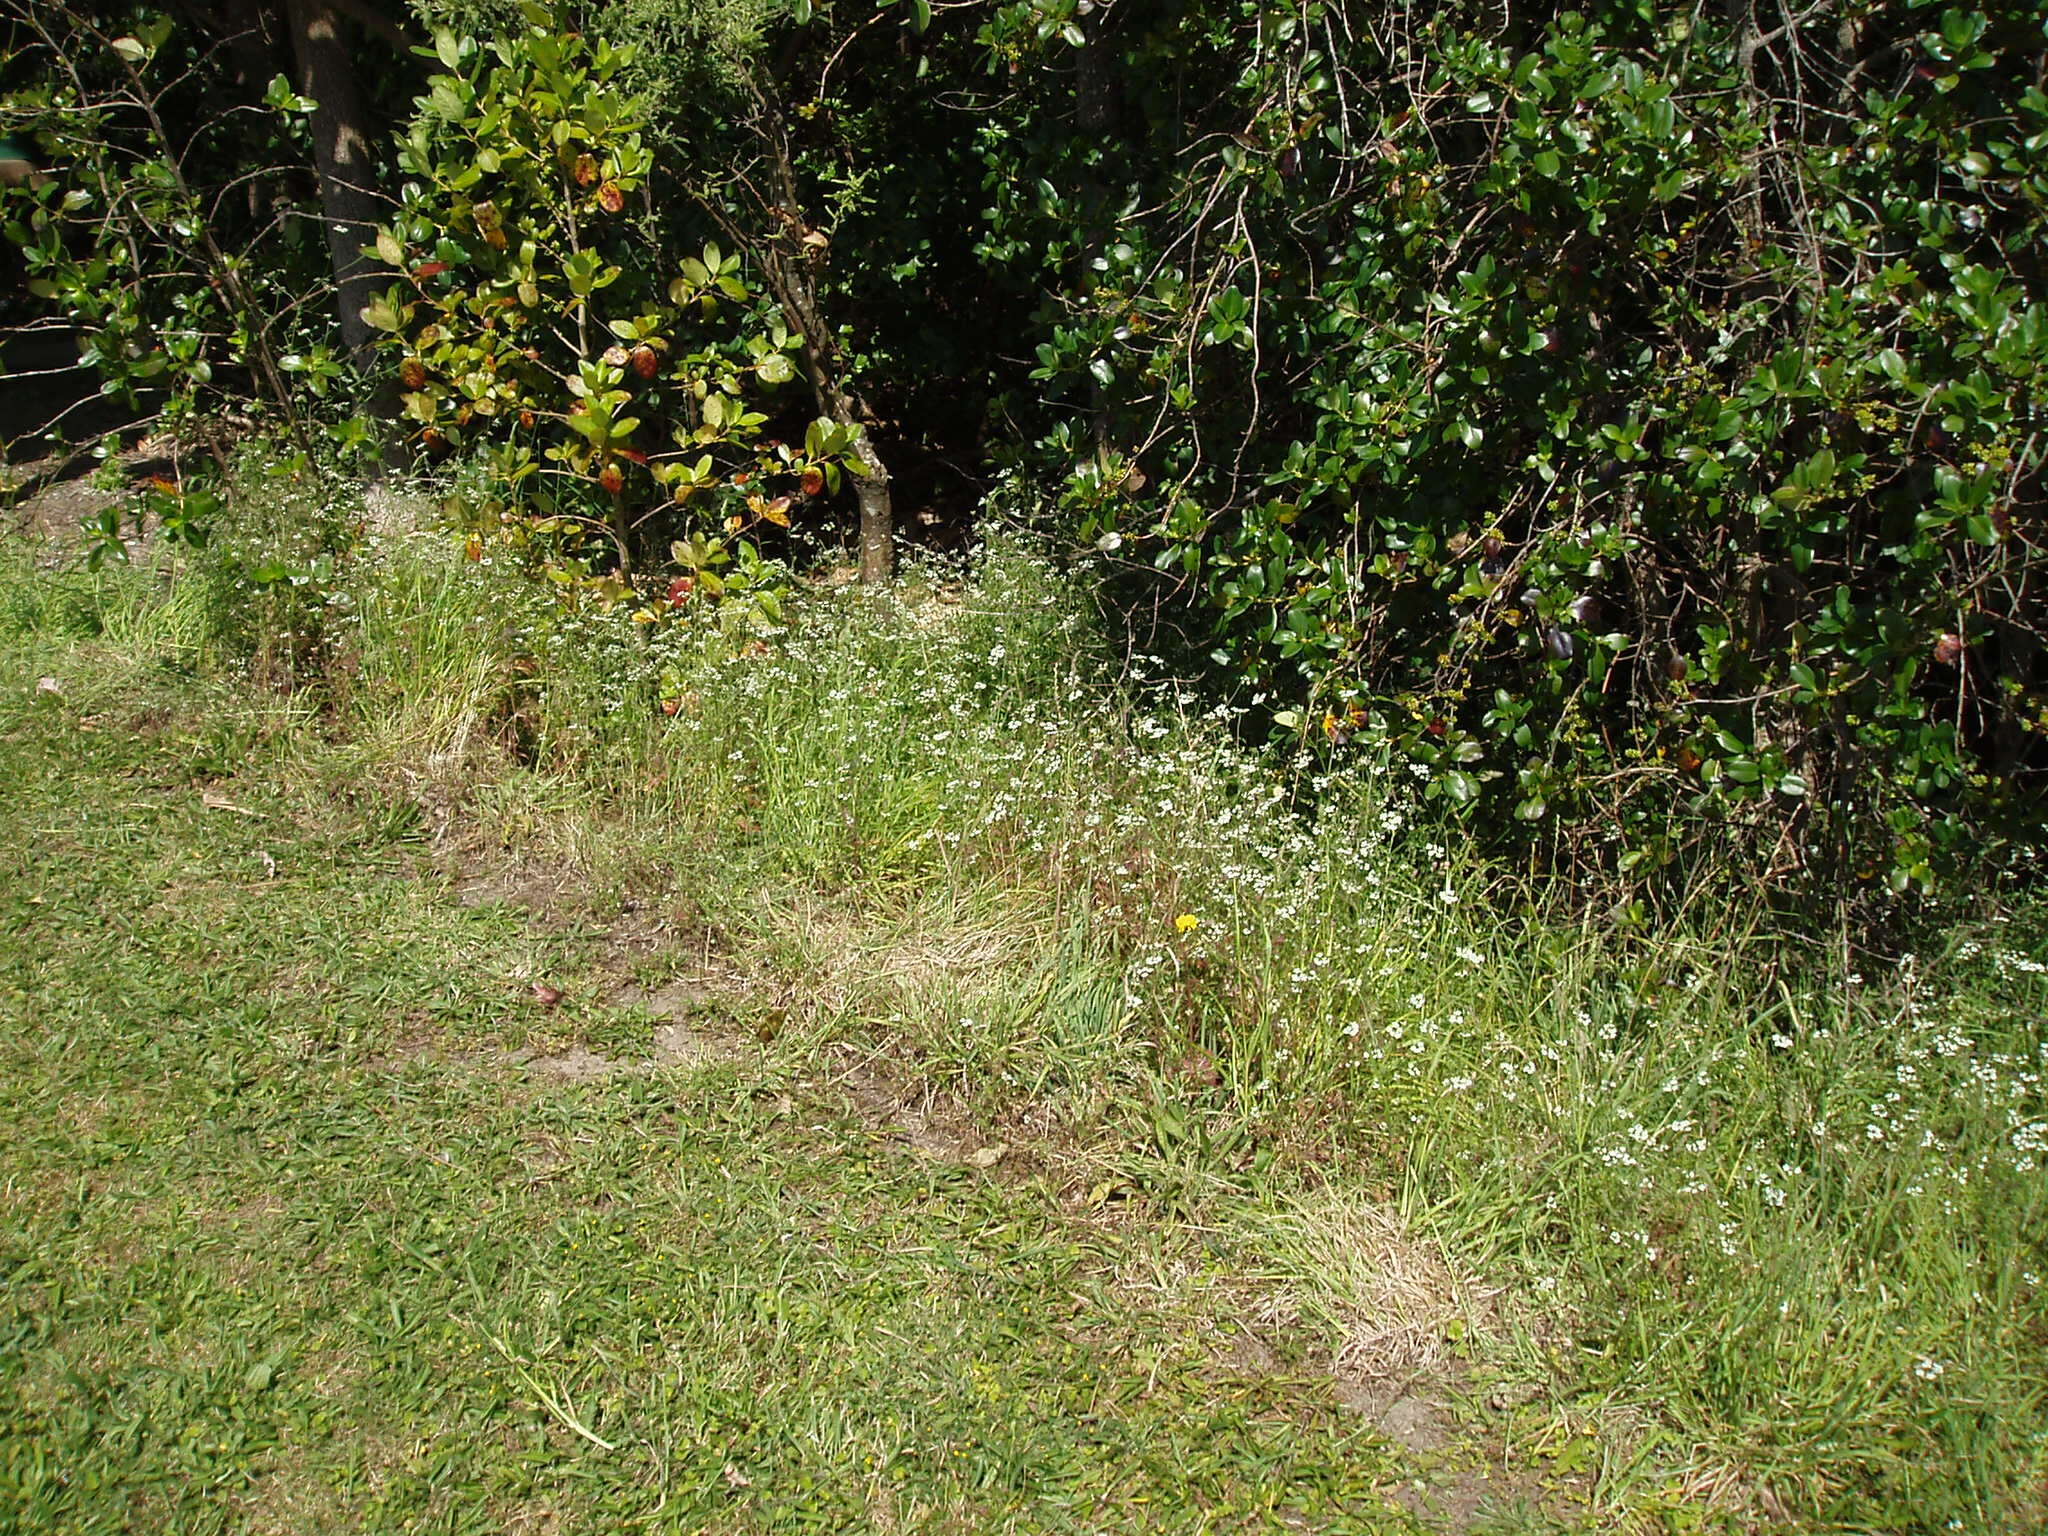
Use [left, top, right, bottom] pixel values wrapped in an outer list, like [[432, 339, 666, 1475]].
[[1174, 913, 1199, 934]]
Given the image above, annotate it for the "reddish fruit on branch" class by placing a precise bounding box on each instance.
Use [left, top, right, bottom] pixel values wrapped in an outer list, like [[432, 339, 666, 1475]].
[[631, 345, 657, 380], [598, 462, 623, 495]]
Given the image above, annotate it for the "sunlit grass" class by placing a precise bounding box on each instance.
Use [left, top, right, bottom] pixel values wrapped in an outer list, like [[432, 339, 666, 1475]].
[[4, 502, 2044, 1532]]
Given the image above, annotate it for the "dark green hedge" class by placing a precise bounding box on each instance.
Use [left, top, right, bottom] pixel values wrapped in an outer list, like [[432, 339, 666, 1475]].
[[983, 0, 2048, 903]]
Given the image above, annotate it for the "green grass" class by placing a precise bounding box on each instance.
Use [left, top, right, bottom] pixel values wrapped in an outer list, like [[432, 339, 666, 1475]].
[[3, 498, 2045, 1533], [0, 559, 1553, 1533]]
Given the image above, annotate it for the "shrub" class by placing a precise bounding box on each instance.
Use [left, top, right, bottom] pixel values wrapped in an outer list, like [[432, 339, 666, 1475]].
[[364, 13, 863, 607], [984, 0, 2048, 909]]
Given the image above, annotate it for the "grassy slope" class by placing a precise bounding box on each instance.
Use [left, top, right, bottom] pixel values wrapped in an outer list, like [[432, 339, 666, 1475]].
[[2, 520, 2044, 1534], [0, 575, 1546, 1532]]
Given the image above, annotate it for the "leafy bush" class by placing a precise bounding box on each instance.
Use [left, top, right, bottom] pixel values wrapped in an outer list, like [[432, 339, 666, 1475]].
[[366, 13, 864, 608], [986, 0, 2048, 906], [1, 4, 362, 442]]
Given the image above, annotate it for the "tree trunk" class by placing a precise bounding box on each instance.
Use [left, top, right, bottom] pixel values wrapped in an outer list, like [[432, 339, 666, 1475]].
[[814, 364, 894, 584], [766, 254, 894, 583], [851, 425, 893, 585], [284, 0, 380, 369]]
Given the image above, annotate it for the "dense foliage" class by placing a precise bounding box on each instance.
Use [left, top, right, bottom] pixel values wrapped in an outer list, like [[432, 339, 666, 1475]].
[[367, 18, 859, 612], [0, 2, 356, 501], [987, 0, 2048, 903], [6, 0, 2046, 904]]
